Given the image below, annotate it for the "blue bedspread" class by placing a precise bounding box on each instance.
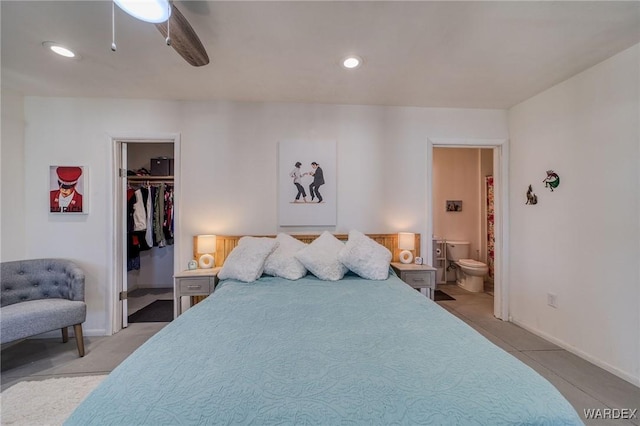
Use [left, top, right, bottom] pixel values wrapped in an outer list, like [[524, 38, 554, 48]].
[[67, 274, 582, 425]]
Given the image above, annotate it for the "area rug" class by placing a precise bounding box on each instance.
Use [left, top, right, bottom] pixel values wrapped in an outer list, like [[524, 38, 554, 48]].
[[0, 375, 106, 425], [128, 299, 173, 323], [434, 290, 455, 301]]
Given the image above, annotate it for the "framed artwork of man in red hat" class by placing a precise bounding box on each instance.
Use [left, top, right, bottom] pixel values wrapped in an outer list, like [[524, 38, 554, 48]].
[[49, 166, 86, 214]]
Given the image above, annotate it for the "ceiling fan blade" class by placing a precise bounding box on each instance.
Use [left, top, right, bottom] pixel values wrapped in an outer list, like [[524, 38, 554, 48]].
[[156, 4, 209, 67]]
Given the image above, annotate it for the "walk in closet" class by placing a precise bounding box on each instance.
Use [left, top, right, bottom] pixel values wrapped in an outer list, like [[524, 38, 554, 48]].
[[124, 143, 175, 324]]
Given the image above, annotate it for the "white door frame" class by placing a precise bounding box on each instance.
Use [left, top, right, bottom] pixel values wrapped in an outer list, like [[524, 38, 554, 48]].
[[426, 138, 509, 320], [109, 133, 181, 335]]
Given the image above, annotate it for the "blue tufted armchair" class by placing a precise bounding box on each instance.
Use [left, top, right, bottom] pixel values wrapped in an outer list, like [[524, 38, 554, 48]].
[[1, 259, 87, 356]]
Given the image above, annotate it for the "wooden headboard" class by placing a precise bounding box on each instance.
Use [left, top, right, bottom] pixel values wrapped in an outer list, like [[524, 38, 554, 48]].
[[193, 233, 421, 266]]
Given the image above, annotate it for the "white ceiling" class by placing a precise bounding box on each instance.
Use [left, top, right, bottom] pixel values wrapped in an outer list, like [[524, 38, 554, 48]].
[[2, 1, 639, 109]]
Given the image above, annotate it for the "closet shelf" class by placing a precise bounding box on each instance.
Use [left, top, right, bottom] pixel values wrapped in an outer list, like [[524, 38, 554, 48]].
[[127, 176, 174, 181]]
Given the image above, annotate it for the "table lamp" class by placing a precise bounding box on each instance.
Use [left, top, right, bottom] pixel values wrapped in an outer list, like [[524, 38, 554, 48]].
[[398, 232, 415, 264], [196, 234, 217, 269]]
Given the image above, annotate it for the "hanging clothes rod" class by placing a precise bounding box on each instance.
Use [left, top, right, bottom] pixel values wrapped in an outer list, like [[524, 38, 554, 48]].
[[127, 176, 174, 183]]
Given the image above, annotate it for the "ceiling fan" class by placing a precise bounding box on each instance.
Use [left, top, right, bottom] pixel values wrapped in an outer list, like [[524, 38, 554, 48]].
[[113, 0, 209, 67]]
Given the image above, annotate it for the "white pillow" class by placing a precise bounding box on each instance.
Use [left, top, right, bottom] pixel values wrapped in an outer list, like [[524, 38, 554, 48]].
[[338, 230, 392, 280], [218, 237, 279, 282], [295, 231, 348, 281], [263, 233, 308, 280]]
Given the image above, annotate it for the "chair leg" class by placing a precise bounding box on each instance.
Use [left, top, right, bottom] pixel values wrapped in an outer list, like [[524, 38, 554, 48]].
[[73, 324, 85, 357], [62, 327, 69, 343]]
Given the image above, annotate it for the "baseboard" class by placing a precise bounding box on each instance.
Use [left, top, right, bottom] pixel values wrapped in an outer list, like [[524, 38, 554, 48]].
[[82, 328, 108, 337], [30, 328, 109, 339], [510, 318, 640, 388]]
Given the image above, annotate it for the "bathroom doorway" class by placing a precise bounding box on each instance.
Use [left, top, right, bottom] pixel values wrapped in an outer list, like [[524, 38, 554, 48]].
[[426, 138, 508, 320], [433, 147, 493, 289]]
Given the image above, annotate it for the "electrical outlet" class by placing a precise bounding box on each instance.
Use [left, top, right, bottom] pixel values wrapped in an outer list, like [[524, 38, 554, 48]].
[[547, 293, 558, 308]]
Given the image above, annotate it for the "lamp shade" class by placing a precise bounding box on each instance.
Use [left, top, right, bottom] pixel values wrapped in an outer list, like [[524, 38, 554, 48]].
[[197, 235, 217, 253], [196, 235, 217, 269], [398, 232, 415, 264], [398, 232, 415, 250]]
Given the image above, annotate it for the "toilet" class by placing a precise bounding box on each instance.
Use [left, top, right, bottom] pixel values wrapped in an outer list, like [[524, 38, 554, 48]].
[[445, 241, 488, 293]]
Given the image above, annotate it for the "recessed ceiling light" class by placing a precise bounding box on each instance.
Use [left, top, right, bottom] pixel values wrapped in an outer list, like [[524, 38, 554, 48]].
[[342, 56, 362, 69], [114, 0, 171, 24], [42, 41, 77, 58]]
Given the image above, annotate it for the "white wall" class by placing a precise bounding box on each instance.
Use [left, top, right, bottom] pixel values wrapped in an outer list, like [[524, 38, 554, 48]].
[[19, 97, 507, 335], [1, 90, 26, 261], [23, 98, 181, 334], [508, 44, 640, 385], [128, 247, 174, 289], [177, 102, 508, 272]]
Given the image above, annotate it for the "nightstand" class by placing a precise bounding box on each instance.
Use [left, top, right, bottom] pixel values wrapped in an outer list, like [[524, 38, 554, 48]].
[[173, 267, 221, 317], [391, 262, 437, 300]]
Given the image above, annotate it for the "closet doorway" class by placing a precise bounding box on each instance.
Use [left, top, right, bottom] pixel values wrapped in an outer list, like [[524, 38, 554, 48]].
[[113, 137, 180, 333]]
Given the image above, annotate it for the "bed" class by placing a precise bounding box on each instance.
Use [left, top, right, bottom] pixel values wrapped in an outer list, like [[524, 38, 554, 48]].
[[66, 233, 582, 425]]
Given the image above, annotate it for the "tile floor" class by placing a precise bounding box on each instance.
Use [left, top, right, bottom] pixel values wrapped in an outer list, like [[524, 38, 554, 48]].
[[437, 283, 640, 426], [1, 322, 168, 392], [127, 287, 173, 316], [1, 284, 638, 425]]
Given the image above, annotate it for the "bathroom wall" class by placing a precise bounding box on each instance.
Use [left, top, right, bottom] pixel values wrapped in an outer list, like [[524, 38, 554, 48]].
[[433, 147, 492, 280]]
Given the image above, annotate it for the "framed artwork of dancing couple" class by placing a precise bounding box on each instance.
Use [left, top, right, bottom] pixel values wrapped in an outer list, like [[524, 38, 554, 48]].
[[278, 140, 336, 226]]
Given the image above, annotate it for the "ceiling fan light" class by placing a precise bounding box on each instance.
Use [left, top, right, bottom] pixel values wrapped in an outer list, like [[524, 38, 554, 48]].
[[114, 0, 171, 24], [42, 41, 76, 58], [342, 55, 362, 69], [51, 46, 75, 58]]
